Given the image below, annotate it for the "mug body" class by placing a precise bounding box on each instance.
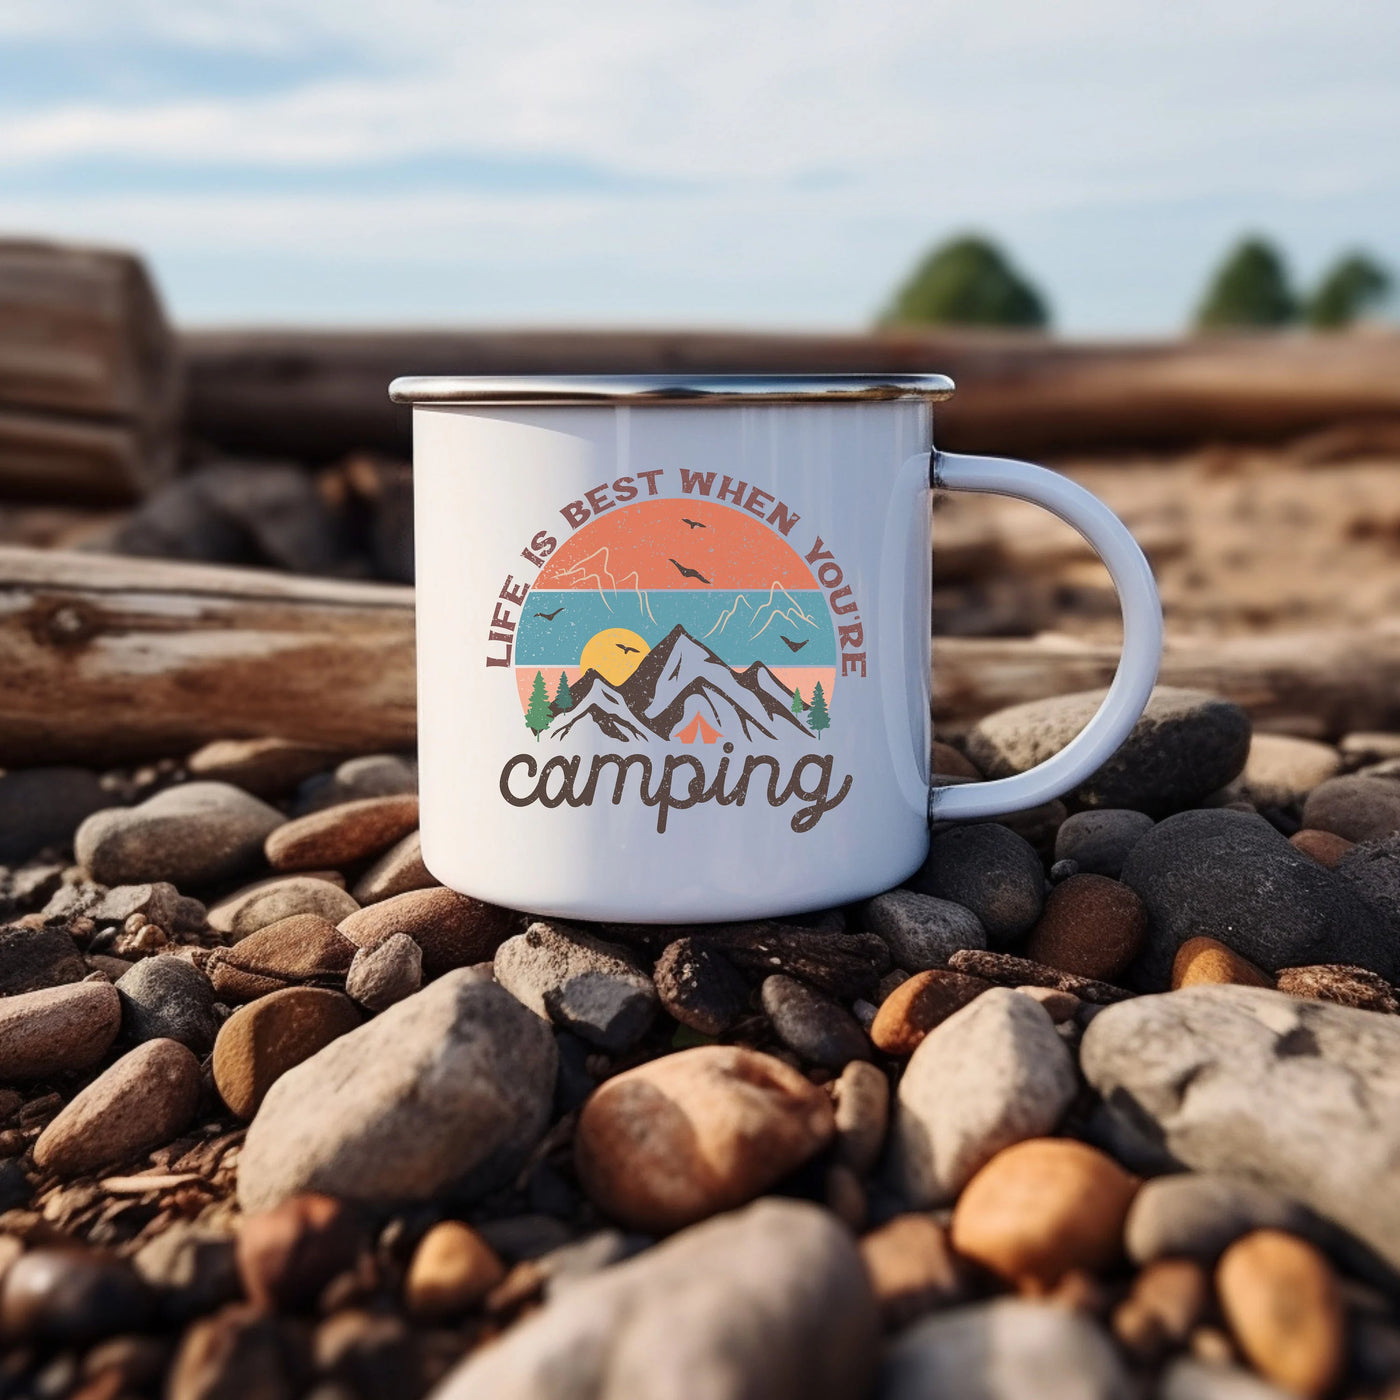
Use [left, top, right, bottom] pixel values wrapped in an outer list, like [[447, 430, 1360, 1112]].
[[407, 385, 939, 922]]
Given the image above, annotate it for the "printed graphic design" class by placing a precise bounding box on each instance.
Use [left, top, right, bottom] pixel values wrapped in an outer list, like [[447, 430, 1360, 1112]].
[[513, 497, 838, 746]]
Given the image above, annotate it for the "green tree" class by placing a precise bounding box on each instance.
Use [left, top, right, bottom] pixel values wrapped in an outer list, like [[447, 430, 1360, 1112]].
[[553, 671, 575, 712], [525, 671, 553, 740], [790, 685, 805, 714], [806, 681, 830, 740], [1305, 253, 1392, 329], [1194, 237, 1296, 330], [878, 235, 1049, 329]]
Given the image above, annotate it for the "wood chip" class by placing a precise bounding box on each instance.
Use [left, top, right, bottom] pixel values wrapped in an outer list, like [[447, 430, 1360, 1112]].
[[99, 1172, 204, 1193]]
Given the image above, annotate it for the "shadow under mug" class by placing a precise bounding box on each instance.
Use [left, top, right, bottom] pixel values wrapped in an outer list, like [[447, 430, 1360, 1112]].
[[391, 374, 1163, 923]]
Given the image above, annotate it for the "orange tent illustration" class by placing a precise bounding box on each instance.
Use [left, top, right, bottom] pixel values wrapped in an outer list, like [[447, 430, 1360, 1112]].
[[675, 712, 721, 744]]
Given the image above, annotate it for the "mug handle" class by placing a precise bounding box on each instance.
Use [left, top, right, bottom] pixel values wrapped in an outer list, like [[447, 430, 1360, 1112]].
[[930, 450, 1164, 820]]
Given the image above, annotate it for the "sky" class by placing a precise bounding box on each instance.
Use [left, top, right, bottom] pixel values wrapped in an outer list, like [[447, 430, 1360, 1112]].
[[2, 0, 1397, 333]]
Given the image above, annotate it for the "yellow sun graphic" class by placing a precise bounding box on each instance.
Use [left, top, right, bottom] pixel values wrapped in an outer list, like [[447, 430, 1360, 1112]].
[[580, 628, 651, 685]]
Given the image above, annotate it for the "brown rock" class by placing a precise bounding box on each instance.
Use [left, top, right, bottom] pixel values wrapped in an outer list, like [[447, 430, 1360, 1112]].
[[213, 988, 362, 1119], [859, 1214, 967, 1327], [1276, 963, 1400, 1014], [1289, 828, 1355, 869], [207, 875, 359, 940], [265, 795, 420, 871], [206, 914, 357, 1002], [932, 742, 981, 780], [653, 936, 751, 1035], [1024, 874, 1147, 982], [351, 831, 437, 904], [574, 1045, 835, 1233], [0, 981, 121, 1079], [166, 1303, 294, 1400], [338, 888, 515, 978], [1171, 937, 1275, 990], [950, 1138, 1140, 1290], [1111, 1258, 1210, 1363], [0, 1246, 153, 1345], [186, 737, 343, 799], [1227, 735, 1341, 809], [0, 924, 88, 995], [236, 1193, 363, 1313], [830, 1059, 889, 1174], [1302, 775, 1400, 844], [33, 1039, 201, 1176], [1015, 986, 1081, 1022], [404, 1220, 505, 1319], [870, 969, 991, 1055], [947, 948, 1132, 1004], [344, 933, 422, 1012], [1217, 1229, 1345, 1399]]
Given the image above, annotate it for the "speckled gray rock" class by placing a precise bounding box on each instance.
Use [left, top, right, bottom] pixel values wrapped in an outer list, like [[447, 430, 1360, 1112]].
[[494, 921, 657, 1053], [1125, 1173, 1345, 1266], [76, 782, 285, 887], [761, 975, 872, 1068], [1334, 834, 1400, 938], [1302, 775, 1400, 843], [237, 969, 556, 1212], [887, 986, 1077, 1207], [967, 686, 1252, 817], [1120, 809, 1395, 983], [1081, 985, 1400, 1271], [115, 955, 218, 1053], [0, 925, 86, 995], [0, 981, 122, 1079], [90, 883, 206, 933], [1158, 1359, 1292, 1400], [909, 825, 1044, 945], [430, 1199, 877, 1400], [207, 875, 359, 940], [1053, 809, 1154, 877], [881, 1299, 1131, 1400], [861, 890, 986, 971], [345, 932, 422, 1012], [0, 767, 108, 863]]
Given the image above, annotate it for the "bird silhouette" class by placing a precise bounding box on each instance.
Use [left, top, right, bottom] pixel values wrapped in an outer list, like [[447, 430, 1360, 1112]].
[[780, 635, 809, 653], [681, 518, 707, 530], [669, 558, 711, 585], [616, 643, 641, 655], [533, 606, 565, 621]]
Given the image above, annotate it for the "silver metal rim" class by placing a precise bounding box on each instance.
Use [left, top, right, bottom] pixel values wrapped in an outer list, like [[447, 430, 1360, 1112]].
[[388, 373, 955, 406]]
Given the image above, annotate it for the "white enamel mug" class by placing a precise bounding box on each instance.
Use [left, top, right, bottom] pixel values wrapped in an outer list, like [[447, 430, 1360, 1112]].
[[389, 375, 1162, 923]]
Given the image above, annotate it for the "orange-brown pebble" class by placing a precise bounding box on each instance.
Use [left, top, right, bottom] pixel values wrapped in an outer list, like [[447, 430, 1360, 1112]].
[[950, 1138, 1139, 1290], [1288, 828, 1354, 870], [404, 1221, 506, 1319], [1216, 1230, 1345, 1399], [1112, 1258, 1211, 1363], [932, 742, 981, 780], [265, 796, 420, 871], [858, 1213, 967, 1327], [1024, 874, 1147, 982], [869, 970, 991, 1055], [1172, 937, 1275, 990], [574, 1045, 835, 1234]]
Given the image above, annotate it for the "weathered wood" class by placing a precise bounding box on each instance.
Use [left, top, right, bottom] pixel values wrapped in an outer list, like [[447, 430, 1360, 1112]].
[[181, 326, 1400, 463], [0, 547, 1394, 765], [0, 239, 181, 501], [0, 547, 414, 766], [934, 627, 1400, 739]]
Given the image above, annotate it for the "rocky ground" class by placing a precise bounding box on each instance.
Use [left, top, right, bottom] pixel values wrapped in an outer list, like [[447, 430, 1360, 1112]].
[[1, 696, 1399, 1399]]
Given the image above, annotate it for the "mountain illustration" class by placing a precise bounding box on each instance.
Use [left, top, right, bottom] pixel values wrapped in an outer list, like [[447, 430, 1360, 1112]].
[[550, 671, 657, 744], [620, 625, 814, 743], [704, 582, 819, 643]]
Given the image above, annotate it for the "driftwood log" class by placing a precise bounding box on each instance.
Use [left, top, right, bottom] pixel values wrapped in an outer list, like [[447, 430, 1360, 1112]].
[[0, 548, 1396, 766], [0, 240, 181, 502], [182, 327, 1400, 464]]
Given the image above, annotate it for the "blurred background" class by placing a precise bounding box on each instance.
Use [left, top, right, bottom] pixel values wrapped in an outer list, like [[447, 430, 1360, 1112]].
[[2, 0, 1398, 737]]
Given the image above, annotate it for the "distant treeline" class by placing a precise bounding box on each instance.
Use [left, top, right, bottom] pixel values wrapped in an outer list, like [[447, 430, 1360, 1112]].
[[879, 234, 1392, 333]]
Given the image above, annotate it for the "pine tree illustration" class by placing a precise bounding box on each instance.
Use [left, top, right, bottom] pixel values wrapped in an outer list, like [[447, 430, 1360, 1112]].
[[525, 671, 553, 740], [553, 671, 574, 712], [807, 681, 830, 740], [790, 685, 805, 714]]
